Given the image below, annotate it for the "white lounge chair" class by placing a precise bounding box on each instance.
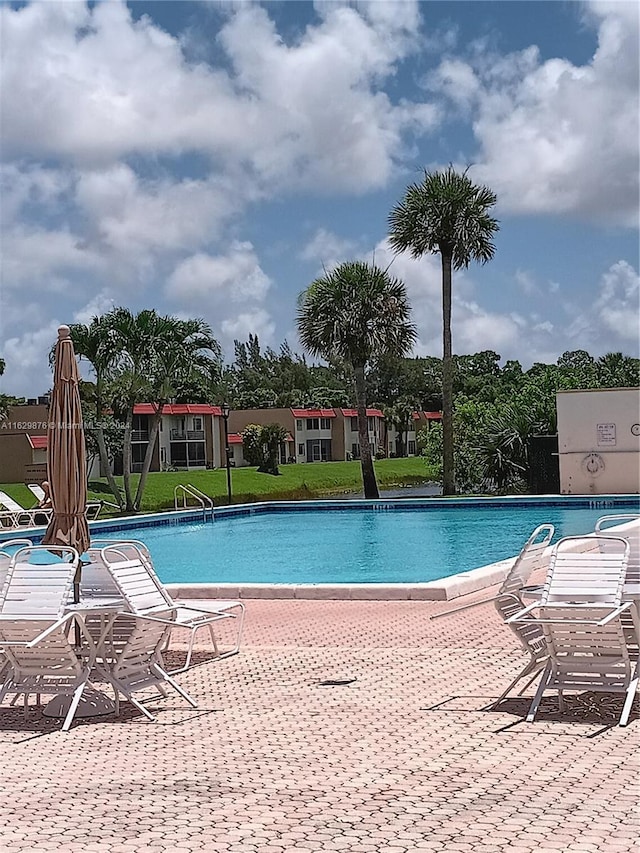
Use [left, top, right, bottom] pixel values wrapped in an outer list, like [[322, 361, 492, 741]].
[[430, 524, 554, 708], [98, 541, 245, 674], [0, 539, 33, 681], [27, 484, 103, 521], [93, 611, 198, 721], [0, 545, 96, 732], [0, 491, 51, 528], [488, 524, 554, 708], [595, 514, 640, 586], [510, 535, 638, 726], [594, 514, 640, 658]]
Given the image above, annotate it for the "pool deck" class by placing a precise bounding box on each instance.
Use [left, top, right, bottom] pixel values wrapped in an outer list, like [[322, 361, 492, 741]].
[[1, 583, 638, 852]]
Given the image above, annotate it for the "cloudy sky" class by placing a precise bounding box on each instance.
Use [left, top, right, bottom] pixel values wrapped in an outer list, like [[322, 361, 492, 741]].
[[1, 0, 638, 395]]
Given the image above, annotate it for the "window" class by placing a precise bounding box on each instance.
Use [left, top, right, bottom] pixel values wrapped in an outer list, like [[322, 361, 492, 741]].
[[408, 440, 416, 455], [188, 442, 206, 466], [132, 443, 146, 464], [298, 443, 305, 455], [350, 417, 357, 431], [306, 438, 332, 461], [351, 443, 360, 459], [193, 417, 202, 432], [367, 417, 374, 432], [320, 418, 331, 430], [296, 420, 303, 431], [306, 417, 320, 430]]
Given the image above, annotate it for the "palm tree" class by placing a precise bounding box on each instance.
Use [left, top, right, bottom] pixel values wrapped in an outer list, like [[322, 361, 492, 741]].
[[297, 261, 416, 498], [74, 309, 221, 513], [388, 166, 499, 495], [70, 317, 126, 510], [105, 309, 221, 512]]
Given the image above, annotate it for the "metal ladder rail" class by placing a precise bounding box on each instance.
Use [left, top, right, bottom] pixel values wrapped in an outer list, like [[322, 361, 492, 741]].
[[185, 484, 214, 521], [173, 484, 214, 521]]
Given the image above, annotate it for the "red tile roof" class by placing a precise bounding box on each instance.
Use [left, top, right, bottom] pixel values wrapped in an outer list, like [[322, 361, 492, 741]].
[[133, 403, 222, 416], [340, 409, 384, 418], [28, 434, 48, 449], [291, 409, 336, 418], [424, 411, 442, 420]]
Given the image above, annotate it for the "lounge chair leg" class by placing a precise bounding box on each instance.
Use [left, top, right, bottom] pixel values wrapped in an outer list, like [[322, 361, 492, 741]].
[[62, 682, 87, 732], [483, 658, 542, 710], [167, 628, 198, 675], [517, 668, 545, 696], [619, 667, 639, 727], [110, 677, 156, 720], [152, 664, 197, 709], [526, 663, 551, 722], [208, 624, 220, 657], [558, 690, 565, 712]]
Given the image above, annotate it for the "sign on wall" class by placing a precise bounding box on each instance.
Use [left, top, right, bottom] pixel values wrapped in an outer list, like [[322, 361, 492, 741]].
[[596, 423, 617, 446]]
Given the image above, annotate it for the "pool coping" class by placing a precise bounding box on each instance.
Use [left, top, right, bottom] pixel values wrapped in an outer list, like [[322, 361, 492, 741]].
[[165, 556, 517, 601], [2, 496, 638, 601]]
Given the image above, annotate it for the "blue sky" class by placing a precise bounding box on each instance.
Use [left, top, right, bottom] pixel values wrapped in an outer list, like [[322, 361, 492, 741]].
[[1, 0, 638, 395]]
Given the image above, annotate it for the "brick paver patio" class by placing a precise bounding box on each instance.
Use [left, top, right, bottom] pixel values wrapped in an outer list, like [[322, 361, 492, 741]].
[[1, 591, 638, 852]]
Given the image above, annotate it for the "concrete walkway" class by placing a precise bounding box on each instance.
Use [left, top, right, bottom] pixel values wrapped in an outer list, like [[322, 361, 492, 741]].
[[1, 593, 638, 852]]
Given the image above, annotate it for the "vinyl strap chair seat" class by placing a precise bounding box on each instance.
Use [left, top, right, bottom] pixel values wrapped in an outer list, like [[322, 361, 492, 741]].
[[98, 541, 245, 674], [0, 545, 97, 732], [509, 535, 638, 726]]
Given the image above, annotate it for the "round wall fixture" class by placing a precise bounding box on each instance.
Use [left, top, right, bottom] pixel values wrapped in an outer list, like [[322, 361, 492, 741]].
[[582, 452, 605, 477], [631, 423, 640, 437]]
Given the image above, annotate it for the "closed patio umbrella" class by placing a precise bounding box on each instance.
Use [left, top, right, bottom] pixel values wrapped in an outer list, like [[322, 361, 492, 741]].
[[42, 324, 90, 596], [40, 326, 116, 723]]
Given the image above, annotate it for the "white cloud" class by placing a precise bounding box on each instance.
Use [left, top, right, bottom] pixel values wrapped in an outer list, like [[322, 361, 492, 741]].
[[1, 321, 60, 396], [299, 228, 360, 265], [221, 309, 276, 348], [429, 1, 639, 225], [72, 291, 116, 326], [593, 260, 640, 343], [514, 269, 539, 297], [74, 165, 248, 282], [1, 0, 435, 193], [1, 225, 103, 290], [166, 242, 274, 353], [166, 242, 271, 303]]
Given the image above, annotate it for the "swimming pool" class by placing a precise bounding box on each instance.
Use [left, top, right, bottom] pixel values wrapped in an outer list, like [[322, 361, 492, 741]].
[[89, 496, 639, 585]]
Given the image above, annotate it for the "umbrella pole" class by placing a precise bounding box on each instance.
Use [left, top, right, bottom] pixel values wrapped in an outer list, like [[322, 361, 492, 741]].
[[74, 561, 82, 648]]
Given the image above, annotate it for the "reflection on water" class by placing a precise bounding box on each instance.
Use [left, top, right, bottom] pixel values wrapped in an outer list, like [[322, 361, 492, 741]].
[[336, 482, 442, 500]]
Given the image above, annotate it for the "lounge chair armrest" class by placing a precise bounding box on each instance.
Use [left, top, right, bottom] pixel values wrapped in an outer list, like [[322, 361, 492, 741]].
[[172, 603, 242, 617], [597, 602, 633, 625], [506, 602, 541, 623], [117, 611, 176, 626], [26, 612, 80, 646]]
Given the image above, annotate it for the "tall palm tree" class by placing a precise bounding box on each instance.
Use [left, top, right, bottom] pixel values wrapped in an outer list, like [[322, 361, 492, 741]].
[[388, 166, 499, 495], [297, 261, 416, 498]]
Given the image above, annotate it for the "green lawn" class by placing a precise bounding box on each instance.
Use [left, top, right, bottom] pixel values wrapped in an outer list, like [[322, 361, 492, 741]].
[[1, 457, 437, 515]]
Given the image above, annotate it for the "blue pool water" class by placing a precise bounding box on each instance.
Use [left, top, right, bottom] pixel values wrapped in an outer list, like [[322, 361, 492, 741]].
[[95, 498, 639, 585]]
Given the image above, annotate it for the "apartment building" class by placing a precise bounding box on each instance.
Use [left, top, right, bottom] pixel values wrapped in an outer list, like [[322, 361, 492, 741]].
[[128, 403, 223, 473], [0, 402, 50, 483]]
